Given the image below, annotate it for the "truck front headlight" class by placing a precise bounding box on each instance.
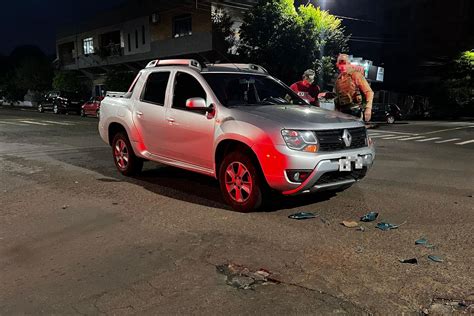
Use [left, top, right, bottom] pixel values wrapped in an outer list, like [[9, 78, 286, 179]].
[[281, 130, 318, 153]]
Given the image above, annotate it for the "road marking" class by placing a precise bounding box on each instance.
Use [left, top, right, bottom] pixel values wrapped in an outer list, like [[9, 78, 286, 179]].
[[421, 125, 474, 135], [370, 134, 394, 138], [399, 136, 425, 141], [382, 135, 407, 140], [41, 120, 74, 126], [435, 138, 460, 143], [416, 137, 441, 142], [456, 139, 474, 146], [0, 120, 28, 126], [371, 130, 418, 135], [19, 120, 49, 126]]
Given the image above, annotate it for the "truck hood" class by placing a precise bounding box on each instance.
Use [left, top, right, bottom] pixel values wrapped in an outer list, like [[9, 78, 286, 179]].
[[230, 104, 364, 130]]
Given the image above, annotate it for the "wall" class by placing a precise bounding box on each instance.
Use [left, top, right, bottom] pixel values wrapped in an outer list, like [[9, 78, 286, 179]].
[[150, 8, 211, 42]]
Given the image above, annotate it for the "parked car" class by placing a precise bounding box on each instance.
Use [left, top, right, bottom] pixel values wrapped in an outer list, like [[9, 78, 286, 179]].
[[38, 91, 87, 114], [81, 96, 104, 118], [99, 59, 375, 212], [371, 103, 403, 124]]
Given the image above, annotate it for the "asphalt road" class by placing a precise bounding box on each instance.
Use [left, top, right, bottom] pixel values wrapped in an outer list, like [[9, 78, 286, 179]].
[[1, 108, 473, 314]]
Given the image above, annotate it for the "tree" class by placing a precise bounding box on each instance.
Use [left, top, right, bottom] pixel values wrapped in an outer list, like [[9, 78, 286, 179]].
[[237, 0, 348, 86], [212, 6, 236, 59], [52, 71, 90, 94], [444, 51, 473, 115], [15, 57, 53, 92]]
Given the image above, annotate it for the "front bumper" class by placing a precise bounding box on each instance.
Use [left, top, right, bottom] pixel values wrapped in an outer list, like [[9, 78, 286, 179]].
[[254, 143, 375, 195], [281, 153, 374, 195]]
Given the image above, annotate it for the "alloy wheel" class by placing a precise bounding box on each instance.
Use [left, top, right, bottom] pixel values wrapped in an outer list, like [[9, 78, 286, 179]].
[[114, 139, 129, 170], [225, 162, 253, 203]]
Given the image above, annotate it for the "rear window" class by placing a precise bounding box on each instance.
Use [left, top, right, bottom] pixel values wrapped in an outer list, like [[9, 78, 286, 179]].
[[141, 72, 170, 106]]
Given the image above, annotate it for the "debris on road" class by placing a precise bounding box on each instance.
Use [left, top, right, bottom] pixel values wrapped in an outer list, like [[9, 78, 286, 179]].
[[288, 212, 318, 220], [61, 205, 69, 210], [428, 255, 444, 263], [216, 263, 278, 290], [424, 297, 474, 314], [416, 238, 436, 249], [357, 226, 366, 232], [376, 222, 401, 231], [399, 258, 418, 264], [341, 221, 359, 228], [74, 181, 79, 184], [360, 211, 379, 222], [415, 238, 428, 245]]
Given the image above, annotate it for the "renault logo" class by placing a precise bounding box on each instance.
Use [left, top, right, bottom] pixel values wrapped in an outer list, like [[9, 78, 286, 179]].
[[342, 129, 352, 147]]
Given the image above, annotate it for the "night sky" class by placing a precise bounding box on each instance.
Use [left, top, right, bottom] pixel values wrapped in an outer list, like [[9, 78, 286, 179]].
[[0, 0, 125, 55]]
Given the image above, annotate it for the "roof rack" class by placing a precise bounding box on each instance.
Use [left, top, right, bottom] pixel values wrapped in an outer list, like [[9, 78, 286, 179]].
[[213, 63, 269, 74], [145, 59, 202, 71]]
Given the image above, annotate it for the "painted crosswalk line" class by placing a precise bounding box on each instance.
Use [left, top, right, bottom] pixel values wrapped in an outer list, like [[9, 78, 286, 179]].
[[382, 135, 408, 140], [456, 140, 474, 146], [19, 120, 49, 126], [0, 121, 29, 126], [416, 137, 441, 142], [435, 138, 460, 144], [399, 136, 426, 141], [370, 134, 395, 138], [41, 120, 74, 126]]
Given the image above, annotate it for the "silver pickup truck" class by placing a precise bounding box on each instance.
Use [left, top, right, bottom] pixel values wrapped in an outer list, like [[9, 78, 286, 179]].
[[99, 59, 375, 212]]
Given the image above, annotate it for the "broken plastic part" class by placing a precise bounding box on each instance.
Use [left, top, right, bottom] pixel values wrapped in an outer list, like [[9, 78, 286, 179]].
[[376, 222, 399, 231], [415, 238, 428, 245], [360, 211, 378, 222], [399, 258, 418, 264], [428, 255, 444, 263], [288, 212, 317, 220]]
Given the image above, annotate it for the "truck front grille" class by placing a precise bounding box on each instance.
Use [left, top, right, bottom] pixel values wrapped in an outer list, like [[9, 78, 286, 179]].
[[315, 127, 367, 152]]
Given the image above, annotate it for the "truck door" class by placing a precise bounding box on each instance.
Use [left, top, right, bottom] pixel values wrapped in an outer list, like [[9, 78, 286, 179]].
[[132, 71, 171, 156], [163, 71, 216, 171]]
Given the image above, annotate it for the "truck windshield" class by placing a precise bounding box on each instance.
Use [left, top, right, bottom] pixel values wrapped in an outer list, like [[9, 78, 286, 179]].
[[202, 73, 307, 107]]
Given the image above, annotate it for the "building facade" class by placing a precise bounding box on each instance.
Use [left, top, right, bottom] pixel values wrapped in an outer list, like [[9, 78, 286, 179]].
[[56, 0, 256, 96]]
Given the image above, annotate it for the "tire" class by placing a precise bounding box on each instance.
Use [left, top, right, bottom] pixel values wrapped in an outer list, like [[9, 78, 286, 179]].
[[386, 115, 395, 124], [80, 109, 86, 117], [219, 151, 264, 212], [53, 104, 60, 114], [38, 104, 44, 113], [111, 132, 143, 176]]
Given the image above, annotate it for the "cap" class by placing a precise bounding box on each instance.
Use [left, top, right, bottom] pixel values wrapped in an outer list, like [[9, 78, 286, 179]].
[[337, 54, 350, 65], [303, 69, 315, 76]]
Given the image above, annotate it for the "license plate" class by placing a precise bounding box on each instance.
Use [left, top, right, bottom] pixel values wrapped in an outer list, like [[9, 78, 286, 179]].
[[339, 156, 364, 172]]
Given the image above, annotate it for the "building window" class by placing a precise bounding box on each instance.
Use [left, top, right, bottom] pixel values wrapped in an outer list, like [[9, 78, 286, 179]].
[[83, 37, 94, 54], [142, 25, 146, 45], [135, 30, 139, 49], [128, 33, 131, 52], [172, 15, 192, 38]]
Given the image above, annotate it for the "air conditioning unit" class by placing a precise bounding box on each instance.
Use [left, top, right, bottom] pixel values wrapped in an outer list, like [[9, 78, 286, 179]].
[[151, 12, 160, 24]]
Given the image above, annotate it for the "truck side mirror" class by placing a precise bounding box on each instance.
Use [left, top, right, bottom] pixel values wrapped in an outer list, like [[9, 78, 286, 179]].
[[186, 97, 207, 110]]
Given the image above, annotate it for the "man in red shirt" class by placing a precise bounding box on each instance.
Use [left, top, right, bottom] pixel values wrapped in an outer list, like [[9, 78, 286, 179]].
[[290, 69, 320, 106]]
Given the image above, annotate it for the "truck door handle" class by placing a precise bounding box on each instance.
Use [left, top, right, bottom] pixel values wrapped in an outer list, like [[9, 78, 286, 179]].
[[166, 117, 175, 123], [136, 111, 143, 117]]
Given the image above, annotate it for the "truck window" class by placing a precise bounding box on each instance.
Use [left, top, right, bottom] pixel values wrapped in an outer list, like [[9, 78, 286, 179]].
[[142, 72, 170, 106], [172, 72, 206, 111]]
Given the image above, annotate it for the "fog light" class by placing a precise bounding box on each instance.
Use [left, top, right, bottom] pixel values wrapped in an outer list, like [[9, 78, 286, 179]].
[[286, 170, 311, 183]]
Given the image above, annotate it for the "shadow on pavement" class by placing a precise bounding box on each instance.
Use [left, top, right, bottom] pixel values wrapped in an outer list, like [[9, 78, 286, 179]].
[[49, 148, 340, 212]]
